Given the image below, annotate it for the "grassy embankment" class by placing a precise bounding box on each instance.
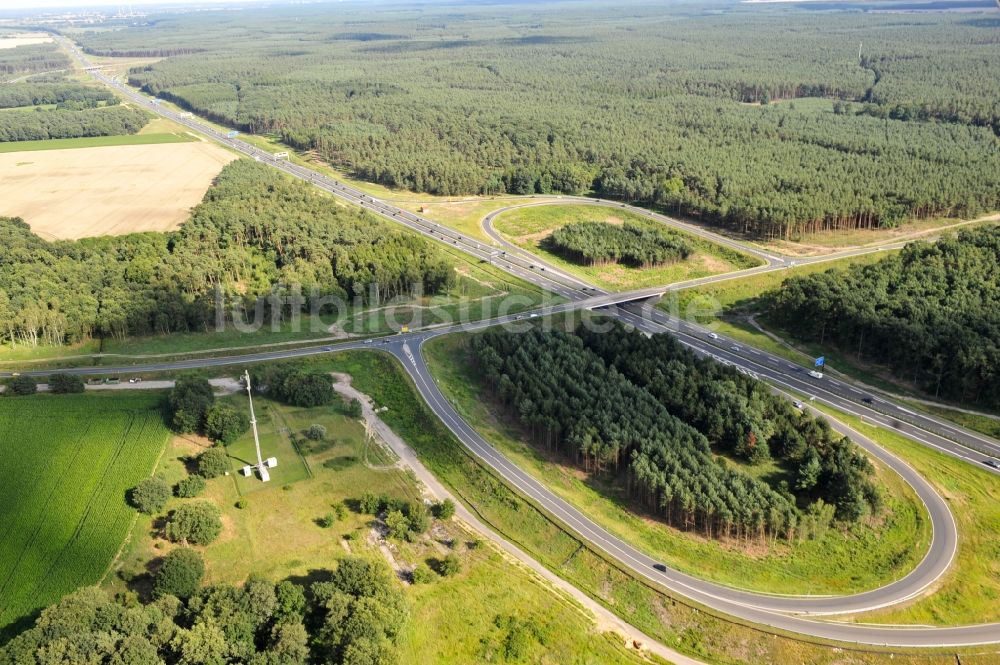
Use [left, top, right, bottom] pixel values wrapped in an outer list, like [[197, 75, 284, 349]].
[[808, 403, 1000, 626]]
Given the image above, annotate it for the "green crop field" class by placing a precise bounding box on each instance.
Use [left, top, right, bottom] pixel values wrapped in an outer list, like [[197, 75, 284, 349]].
[[0, 132, 195, 153], [0, 393, 169, 633]]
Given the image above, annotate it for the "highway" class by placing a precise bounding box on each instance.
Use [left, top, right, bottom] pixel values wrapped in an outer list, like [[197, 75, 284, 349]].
[[45, 37, 1000, 648]]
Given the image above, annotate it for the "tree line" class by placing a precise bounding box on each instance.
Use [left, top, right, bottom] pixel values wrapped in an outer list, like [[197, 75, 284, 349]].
[[71, 4, 1000, 238], [0, 557, 408, 665], [0, 105, 147, 142], [762, 226, 1000, 409], [471, 324, 879, 543], [0, 42, 68, 77], [544, 221, 692, 268], [0, 159, 456, 349], [0, 80, 118, 109]]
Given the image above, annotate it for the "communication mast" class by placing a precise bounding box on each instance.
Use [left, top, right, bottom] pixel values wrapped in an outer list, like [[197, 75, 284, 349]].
[[242, 370, 277, 482]]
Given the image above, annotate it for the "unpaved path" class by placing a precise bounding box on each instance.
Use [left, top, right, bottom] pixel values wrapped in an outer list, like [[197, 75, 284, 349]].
[[329, 372, 706, 665]]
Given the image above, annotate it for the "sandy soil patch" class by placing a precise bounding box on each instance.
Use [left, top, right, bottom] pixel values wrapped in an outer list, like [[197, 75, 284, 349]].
[[0, 33, 53, 49], [0, 142, 235, 240]]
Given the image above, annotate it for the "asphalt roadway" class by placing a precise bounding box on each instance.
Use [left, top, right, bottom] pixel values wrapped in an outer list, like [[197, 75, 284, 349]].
[[32, 37, 1000, 647]]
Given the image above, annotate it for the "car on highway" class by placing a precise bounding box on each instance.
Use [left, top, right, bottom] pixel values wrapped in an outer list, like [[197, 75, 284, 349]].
[[792, 401, 804, 409], [364, 339, 373, 345], [983, 459, 1000, 470], [707, 332, 719, 340], [653, 563, 667, 573], [808, 370, 824, 379], [730, 345, 741, 352], [862, 397, 874, 405], [323, 346, 333, 351]]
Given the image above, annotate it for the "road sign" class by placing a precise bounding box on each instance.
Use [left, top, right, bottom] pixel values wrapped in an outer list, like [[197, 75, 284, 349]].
[[815, 356, 825, 367]]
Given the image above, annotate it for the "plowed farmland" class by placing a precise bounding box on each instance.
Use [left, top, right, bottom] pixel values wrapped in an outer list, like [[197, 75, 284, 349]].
[[0, 393, 169, 632]]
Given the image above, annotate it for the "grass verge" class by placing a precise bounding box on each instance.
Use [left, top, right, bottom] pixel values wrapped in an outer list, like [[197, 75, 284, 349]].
[[0, 132, 196, 152]]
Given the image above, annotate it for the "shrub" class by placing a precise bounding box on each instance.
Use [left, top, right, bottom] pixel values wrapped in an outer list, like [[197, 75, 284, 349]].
[[437, 553, 461, 577], [358, 492, 381, 514], [129, 477, 171, 515], [7, 375, 37, 396], [48, 373, 84, 394], [197, 446, 230, 479], [168, 377, 214, 433], [203, 403, 250, 444], [434, 498, 456, 520], [153, 548, 204, 599], [317, 513, 336, 528], [166, 500, 223, 545], [411, 565, 435, 584], [175, 475, 206, 498], [305, 424, 327, 441], [235, 498, 247, 510], [346, 398, 363, 419]]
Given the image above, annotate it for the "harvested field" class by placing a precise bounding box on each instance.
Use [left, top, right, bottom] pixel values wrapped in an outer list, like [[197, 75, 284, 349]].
[[0, 141, 235, 239], [0, 33, 53, 49]]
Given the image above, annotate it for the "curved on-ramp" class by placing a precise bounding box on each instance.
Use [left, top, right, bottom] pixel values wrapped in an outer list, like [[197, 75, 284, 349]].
[[395, 336, 1000, 648]]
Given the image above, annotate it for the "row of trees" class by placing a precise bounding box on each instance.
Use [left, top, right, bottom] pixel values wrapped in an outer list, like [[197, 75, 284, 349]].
[[0, 80, 118, 109], [0, 159, 458, 349], [472, 325, 879, 542], [0, 557, 408, 665], [0, 105, 147, 142], [578, 325, 879, 520], [0, 42, 68, 76], [544, 222, 692, 268], [762, 226, 1000, 409], [70, 5, 1000, 237], [474, 328, 792, 542]]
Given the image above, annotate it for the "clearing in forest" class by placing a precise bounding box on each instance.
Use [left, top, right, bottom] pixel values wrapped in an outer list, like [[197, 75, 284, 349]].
[[0, 141, 235, 240], [0, 393, 169, 633]]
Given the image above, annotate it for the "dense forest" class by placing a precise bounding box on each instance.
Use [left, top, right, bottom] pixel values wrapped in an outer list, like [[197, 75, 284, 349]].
[[0, 105, 147, 142], [471, 324, 878, 542], [0, 558, 408, 665], [762, 226, 1000, 409], [0, 41, 68, 78], [544, 222, 692, 268], [0, 159, 456, 348], [0, 80, 117, 109], [74, 4, 1000, 238]]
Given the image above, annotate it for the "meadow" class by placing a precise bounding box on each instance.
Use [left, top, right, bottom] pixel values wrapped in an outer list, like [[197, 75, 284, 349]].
[[492, 203, 760, 291], [0, 392, 169, 635]]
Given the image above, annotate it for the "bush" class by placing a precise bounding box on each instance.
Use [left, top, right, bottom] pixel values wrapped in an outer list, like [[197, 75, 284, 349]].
[[168, 377, 215, 433], [411, 565, 435, 584], [197, 446, 230, 479], [305, 424, 327, 441], [434, 498, 456, 520], [6, 375, 37, 396], [317, 513, 338, 528], [253, 366, 333, 407], [48, 373, 84, 394], [129, 477, 171, 515], [437, 553, 461, 577], [203, 403, 250, 444], [166, 500, 223, 545], [153, 548, 204, 599], [174, 475, 206, 498], [235, 498, 247, 510], [358, 492, 381, 514], [346, 398, 363, 419]]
